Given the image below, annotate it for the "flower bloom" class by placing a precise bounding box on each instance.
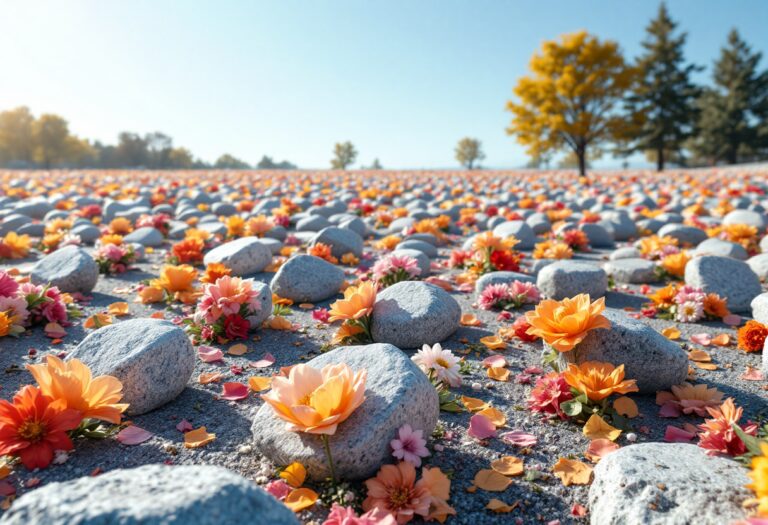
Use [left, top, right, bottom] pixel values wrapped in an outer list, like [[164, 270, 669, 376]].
[[0, 271, 19, 297], [411, 343, 461, 387], [323, 504, 397, 525], [738, 320, 768, 353], [659, 251, 690, 278], [372, 254, 421, 284], [512, 316, 539, 342], [525, 294, 610, 352], [171, 237, 205, 264], [703, 293, 729, 318], [151, 264, 198, 293], [261, 363, 366, 435], [472, 231, 519, 252], [676, 300, 704, 323], [329, 281, 377, 322], [309, 242, 338, 264], [0, 232, 32, 259], [528, 372, 574, 419], [747, 443, 768, 518], [478, 283, 510, 310], [197, 275, 260, 324], [391, 424, 430, 467], [27, 355, 128, 424], [656, 383, 724, 417], [0, 385, 82, 469], [563, 361, 639, 402], [697, 398, 757, 456], [363, 462, 431, 524], [200, 262, 232, 284]]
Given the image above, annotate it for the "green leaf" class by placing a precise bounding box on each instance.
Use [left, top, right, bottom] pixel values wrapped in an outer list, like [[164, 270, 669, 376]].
[[561, 399, 583, 417], [733, 423, 763, 457]]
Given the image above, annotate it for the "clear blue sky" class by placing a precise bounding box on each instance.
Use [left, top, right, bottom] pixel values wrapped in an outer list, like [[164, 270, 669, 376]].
[[1, 0, 766, 169]]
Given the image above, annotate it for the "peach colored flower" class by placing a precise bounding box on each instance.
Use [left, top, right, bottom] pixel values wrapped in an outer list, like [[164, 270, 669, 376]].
[[27, 355, 128, 424], [363, 462, 431, 524], [563, 361, 638, 402], [261, 363, 366, 435], [329, 281, 377, 322], [525, 294, 610, 352], [151, 264, 198, 293]]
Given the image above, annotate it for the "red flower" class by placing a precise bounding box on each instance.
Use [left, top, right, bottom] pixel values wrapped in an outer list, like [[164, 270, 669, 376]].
[[490, 250, 521, 271], [223, 314, 250, 340], [528, 372, 573, 419], [0, 386, 82, 469], [512, 316, 539, 342]]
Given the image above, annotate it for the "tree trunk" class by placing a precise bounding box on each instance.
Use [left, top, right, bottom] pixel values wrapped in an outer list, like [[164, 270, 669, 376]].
[[577, 148, 586, 178], [657, 146, 664, 172]]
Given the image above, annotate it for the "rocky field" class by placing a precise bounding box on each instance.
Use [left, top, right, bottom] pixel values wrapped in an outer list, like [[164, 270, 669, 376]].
[[0, 168, 766, 525]]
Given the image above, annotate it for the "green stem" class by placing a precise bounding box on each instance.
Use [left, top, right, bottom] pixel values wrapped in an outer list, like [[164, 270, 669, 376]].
[[320, 434, 337, 485]]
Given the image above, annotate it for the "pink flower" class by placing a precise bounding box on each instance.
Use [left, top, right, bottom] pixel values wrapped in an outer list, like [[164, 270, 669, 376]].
[[264, 479, 292, 500], [509, 280, 540, 305], [324, 504, 397, 525], [312, 308, 330, 323], [674, 285, 706, 305], [197, 276, 260, 324], [390, 424, 430, 467], [528, 372, 573, 419], [478, 283, 510, 310], [0, 271, 19, 297], [0, 295, 29, 326]]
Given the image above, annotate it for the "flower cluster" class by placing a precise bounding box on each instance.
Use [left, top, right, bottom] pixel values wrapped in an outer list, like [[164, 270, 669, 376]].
[[0, 271, 81, 337], [707, 223, 759, 253], [0, 356, 127, 469], [0, 232, 32, 260], [94, 242, 137, 274], [645, 283, 730, 323], [184, 275, 262, 344], [450, 232, 522, 275], [135, 213, 171, 235], [371, 253, 421, 288], [309, 242, 339, 264], [477, 281, 540, 310], [637, 235, 680, 260], [141, 264, 199, 304], [558, 229, 589, 251], [533, 240, 574, 260], [738, 320, 768, 353]]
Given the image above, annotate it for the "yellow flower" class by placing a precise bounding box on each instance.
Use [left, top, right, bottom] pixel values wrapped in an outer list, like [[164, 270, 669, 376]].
[[0, 232, 31, 259], [473, 231, 519, 252], [261, 363, 366, 435], [748, 443, 768, 517], [108, 217, 133, 235], [27, 355, 128, 424], [224, 216, 245, 237], [525, 294, 610, 352], [563, 361, 638, 402], [329, 281, 377, 322], [533, 240, 573, 260]]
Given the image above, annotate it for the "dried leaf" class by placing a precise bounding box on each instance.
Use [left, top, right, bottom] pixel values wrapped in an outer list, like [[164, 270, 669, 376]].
[[284, 487, 318, 512], [268, 316, 293, 330], [487, 366, 510, 382], [468, 414, 497, 439], [612, 396, 638, 418], [461, 395, 489, 412], [478, 406, 507, 427], [116, 425, 153, 445], [198, 371, 223, 384], [480, 336, 507, 350], [688, 349, 711, 362], [584, 438, 620, 463], [661, 327, 681, 340], [711, 333, 731, 346], [280, 462, 306, 488], [107, 302, 130, 316], [582, 414, 621, 441], [227, 343, 248, 356], [184, 426, 216, 448], [248, 376, 272, 391], [220, 382, 249, 401], [485, 498, 518, 513], [460, 313, 482, 326]]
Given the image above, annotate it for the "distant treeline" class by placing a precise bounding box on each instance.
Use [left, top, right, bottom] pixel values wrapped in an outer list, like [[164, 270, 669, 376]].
[[0, 107, 296, 170]]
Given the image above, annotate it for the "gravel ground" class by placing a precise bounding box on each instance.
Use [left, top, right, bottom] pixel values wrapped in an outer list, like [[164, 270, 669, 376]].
[[0, 239, 766, 525]]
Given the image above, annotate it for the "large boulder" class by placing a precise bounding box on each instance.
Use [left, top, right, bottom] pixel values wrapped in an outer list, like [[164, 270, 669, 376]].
[[685, 255, 762, 312], [693, 238, 748, 260], [657, 224, 707, 247], [251, 344, 439, 480], [0, 464, 298, 525], [723, 209, 767, 229], [30, 245, 98, 294], [589, 443, 751, 525], [269, 254, 345, 302], [371, 281, 461, 348], [556, 310, 688, 393], [203, 237, 272, 276], [536, 261, 608, 300], [68, 319, 195, 415]]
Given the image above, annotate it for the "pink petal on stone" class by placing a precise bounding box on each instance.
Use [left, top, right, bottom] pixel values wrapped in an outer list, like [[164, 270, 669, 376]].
[[723, 314, 742, 327], [658, 402, 682, 418], [524, 366, 544, 375], [468, 414, 497, 439], [198, 345, 224, 363], [221, 382, 250, 401], [250, 353, 276, 368], [176, 419, 194, 432], [116, 425, 154, 445], [741, 366, 764, 381], [690, 333, 711, 346], [500, 430, 537, 447], [482, 355, 507, 368], [663, 425, 695, 443]]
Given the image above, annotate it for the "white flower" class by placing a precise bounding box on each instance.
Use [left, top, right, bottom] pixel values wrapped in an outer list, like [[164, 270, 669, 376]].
[[676, 300, 704, 323], [411, 343, 462, 387]]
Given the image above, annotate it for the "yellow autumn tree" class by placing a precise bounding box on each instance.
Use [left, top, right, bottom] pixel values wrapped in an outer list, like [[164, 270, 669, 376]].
[[506, 31, 637, 178]]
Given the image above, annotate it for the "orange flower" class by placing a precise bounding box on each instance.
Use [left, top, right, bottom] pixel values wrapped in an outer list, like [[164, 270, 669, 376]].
[[99, 234, 124, 246], [747, 443, 768, 517], [637, 235, 678, 258], [151, 264, 198, 293], [737, 320, 768, 353], [0, 385, 82, 469], [171, 237, 205, 264], [200, 262, 232, 284], [329, 281, 377, 322], [136, 285, 165, 303], [697, 398, 757, 456], [703, 293, 729, 318], [308, 242, 338, 264], [0, 232, 32, 259], [525, 294, 610, 352], [261, 363, 366, 435], [332, 322, 365, 344], [374, 235, 402, 251], [473, 231, 519, 252], [0, 311, 13, 337], [108, 217, 133, 235], [648, 284, 677, 309], [185, 228, 212, 243], [244, 215, 274, 237], [533, 240, 574, 260], [363, 462, 432, 523], [563, 361, 638, 402], [224, 215, 245, 237], [44, 218, 73, 234], [27, 355, 128, 424], [660, 251, 690, 278]]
